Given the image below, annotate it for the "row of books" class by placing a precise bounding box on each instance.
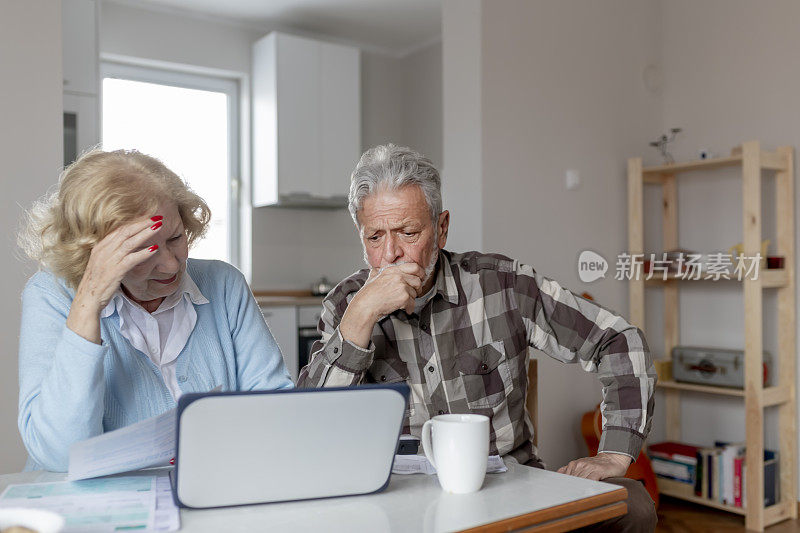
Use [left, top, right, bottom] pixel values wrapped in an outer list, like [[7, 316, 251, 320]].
[[648, 441, 778, 508]]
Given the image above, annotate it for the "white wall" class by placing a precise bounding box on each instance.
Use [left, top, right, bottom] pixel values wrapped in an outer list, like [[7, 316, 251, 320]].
[[101, 1, 260, 72], [441, 0, 483, 253], [644, 0, 800, 481], [476, 0, 662, 470], [361, 51, 406, 150], [401, 43, 443, 168], [0, 0, 63, 474]]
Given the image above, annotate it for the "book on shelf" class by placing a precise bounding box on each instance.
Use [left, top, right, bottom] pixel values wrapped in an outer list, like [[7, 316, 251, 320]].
[[648, 441, 699, 465], [694, 447, 719, 499], [739, 449, 779, 508], [715, 442, 779, 508], [715, 441, 745, 506], [694, 442, 780, 507], [712, 449, 721, 501], [765, 449, 779, 507], [647, 442, 699, 486], [733, 451, 780, 507], [694, 448, 704, 496], [655, 440, 779, 508], [733, 455, 743, 507], [650, 456, 695, 483]]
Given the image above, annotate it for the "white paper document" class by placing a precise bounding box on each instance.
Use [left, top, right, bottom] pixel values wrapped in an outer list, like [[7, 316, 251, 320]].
[[154, 475, 180, 532], [0, 476, 156, 532], [0, 474, 180, 533], [68, 409, 176, 481], [392, 455, 507, 475], [68, 385, 223, 481]]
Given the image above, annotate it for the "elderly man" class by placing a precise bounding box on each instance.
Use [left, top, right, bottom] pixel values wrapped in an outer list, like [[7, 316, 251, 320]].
[[298, 144, 657, 532]]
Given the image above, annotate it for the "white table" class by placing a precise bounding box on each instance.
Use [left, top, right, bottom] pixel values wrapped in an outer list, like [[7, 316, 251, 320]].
[[0, 463, 627, 532]]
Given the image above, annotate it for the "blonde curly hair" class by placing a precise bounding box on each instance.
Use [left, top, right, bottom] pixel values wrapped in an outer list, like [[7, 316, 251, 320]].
[[19, 149, 211, 289]]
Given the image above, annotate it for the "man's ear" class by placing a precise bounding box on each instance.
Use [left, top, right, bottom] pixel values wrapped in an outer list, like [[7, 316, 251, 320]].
[[437, 210, 450, 249]]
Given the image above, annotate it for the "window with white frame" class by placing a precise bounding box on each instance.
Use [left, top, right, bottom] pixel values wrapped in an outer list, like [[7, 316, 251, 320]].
[[101, 62, 240, 265]]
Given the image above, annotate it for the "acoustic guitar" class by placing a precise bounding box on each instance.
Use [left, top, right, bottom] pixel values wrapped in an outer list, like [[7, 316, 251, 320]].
[[581, 404, 660, 507]]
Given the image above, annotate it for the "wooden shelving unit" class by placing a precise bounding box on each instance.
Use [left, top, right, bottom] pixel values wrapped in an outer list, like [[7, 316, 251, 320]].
[[628, 141, 797, 531], [643, 269, 788, 288]]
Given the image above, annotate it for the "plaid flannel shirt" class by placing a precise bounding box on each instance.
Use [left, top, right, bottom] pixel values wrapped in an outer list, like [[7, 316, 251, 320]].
[[297, 250, 656, 465]]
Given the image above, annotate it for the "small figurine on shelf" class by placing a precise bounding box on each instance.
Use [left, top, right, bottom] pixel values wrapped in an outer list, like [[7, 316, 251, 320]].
[[649, 128, 682, 164]]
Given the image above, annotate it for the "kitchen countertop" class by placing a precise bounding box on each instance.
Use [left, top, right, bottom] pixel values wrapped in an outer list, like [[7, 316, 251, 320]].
[[253, 290, 324, 307]]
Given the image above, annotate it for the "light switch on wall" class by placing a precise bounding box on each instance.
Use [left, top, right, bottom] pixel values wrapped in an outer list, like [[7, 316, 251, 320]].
[[565, 169, 581, 190]]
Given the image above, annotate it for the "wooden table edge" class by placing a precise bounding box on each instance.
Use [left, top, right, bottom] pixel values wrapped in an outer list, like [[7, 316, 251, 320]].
[[527, 501, 628, 532], [459, 487, 629, 533]]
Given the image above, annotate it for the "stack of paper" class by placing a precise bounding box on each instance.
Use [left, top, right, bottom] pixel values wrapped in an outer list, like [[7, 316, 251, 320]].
[[392, 455, 507, 475], [0, 475, 179, 533]]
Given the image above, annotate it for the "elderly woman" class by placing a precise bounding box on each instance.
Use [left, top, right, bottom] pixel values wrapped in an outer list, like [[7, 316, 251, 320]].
[[18, 149, 292, 471]]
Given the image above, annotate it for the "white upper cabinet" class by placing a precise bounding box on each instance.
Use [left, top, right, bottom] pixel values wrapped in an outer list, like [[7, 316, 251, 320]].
[[252, 32, 361, 207], [61, 0, 99, 166], [62, 0, 98, 96], [319, 42, 361, 199]]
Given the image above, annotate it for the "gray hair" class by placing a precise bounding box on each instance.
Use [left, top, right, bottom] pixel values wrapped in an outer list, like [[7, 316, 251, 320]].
[[348, 144, 442, 227]]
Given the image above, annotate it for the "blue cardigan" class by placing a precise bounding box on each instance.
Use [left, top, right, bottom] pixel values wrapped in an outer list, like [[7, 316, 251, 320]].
[[18, 259, 293, 472]]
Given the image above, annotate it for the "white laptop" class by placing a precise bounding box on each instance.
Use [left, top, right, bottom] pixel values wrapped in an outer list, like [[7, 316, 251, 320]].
[[171, 384, 409, 509]]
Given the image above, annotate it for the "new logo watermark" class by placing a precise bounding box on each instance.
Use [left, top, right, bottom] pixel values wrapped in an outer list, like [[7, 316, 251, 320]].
[[578, 251, 608, 283], [577, 250, 763, 282]]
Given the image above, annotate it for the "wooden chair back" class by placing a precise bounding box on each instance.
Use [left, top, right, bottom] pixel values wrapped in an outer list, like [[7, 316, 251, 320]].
[[526, 357, 538, 447]]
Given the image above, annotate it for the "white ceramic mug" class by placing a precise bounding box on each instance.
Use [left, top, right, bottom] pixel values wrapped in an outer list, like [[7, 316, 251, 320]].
[[0, 508, 64, 533], [421, 414, 490, 493]]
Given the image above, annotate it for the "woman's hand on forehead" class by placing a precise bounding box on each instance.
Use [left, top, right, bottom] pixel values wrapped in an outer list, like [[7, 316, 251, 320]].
[[79, 214, 165, 306], [66, 213, 166, 344]]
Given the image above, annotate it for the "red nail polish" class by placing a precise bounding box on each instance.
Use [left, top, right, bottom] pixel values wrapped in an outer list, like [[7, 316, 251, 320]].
[[169, 457, 175, 465], [150, 221, 162, 230], [148, 244, 158, 252], [151, 215, 163, 222]]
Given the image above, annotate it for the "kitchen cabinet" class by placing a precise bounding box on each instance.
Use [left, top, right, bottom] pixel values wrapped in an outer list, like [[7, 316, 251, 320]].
[[63, 93, 99, 163], [297, 305, 321, 329], [62, 0, 98, 96], [62, 0, 99, 165], [258, 301, 324, 383], [252, 32, 360, 207], [259, 305, 299, 381]]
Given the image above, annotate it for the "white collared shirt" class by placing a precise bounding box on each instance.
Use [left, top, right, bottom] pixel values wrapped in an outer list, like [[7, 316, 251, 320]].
[[101, 270, 209, 401]]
